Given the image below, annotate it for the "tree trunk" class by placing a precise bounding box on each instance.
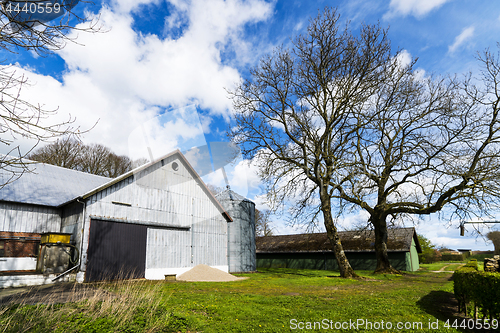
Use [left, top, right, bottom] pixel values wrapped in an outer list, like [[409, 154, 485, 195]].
[[372, 214, 400, 274], [320, 190, 358, 278]]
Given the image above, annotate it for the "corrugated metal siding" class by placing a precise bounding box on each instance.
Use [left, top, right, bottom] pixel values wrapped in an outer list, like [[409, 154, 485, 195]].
[[146, 228, 191, 269], [217, 190, 256, 272], [0, 201, 61, 233], [191, 215, 228, 267], [81, 154, 228, 273], [61, 202, 84, 252], [226, 200, 256, 272]]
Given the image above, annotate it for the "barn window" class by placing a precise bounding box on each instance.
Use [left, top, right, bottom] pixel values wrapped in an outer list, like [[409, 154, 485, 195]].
[[0, 241, 4, 257], [172, 162, 179, 171]]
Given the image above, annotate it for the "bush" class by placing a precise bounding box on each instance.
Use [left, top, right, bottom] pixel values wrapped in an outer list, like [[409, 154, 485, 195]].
[[453, 262, 500, 320], [464, 259, 478, 270], [418, 235, 441, 263], [419, 249, 442, 264], [468, 253, 494, 263]]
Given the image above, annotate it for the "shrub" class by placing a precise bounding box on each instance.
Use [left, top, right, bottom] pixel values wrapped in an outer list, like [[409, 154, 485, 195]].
[[453, 262, 500, 320], [418, 235, 441, 263], [419, 249, 442, 264], [464, 259, 478, 270]]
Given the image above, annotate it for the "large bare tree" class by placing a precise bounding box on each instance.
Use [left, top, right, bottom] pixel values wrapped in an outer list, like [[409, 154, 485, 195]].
[[229, 8, 500, 275], [487, 231, 500, 255], [0, 1, 100, 186], [228, 8, 398, 278]]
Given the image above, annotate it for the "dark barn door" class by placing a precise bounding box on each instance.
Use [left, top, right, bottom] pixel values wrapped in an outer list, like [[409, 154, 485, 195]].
[[86, 219, 147, 282]]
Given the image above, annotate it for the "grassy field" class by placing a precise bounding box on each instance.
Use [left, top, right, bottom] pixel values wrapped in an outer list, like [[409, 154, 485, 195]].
[[0, 264, 483, 332]]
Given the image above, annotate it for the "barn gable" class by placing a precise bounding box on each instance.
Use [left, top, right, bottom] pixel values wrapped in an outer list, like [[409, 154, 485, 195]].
[[65, 150, 233, 281]]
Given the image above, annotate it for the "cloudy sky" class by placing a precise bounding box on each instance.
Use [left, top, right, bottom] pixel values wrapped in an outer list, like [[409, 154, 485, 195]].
[[2, 0, 500, 250]]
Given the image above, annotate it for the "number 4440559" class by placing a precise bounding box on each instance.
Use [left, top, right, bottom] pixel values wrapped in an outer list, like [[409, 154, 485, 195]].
[[4, 2, 62, 15], [444, 319, 498, 330]]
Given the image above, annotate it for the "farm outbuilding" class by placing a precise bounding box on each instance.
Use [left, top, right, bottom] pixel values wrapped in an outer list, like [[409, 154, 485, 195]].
[[216, 189, 256, 273], [256, 227, 422, 272], [0, 150, 257, 286]]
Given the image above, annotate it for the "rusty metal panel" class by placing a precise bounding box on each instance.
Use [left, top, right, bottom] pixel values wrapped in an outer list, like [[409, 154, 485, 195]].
[[86, 219, 147, 282]]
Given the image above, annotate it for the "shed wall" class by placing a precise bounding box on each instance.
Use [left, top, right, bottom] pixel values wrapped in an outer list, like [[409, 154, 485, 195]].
[[408, 238, 420, 271], [257, 252, 412, 271]]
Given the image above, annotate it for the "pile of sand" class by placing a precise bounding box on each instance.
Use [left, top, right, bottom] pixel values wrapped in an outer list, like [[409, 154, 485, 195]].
[[176, 264, 247, 282]]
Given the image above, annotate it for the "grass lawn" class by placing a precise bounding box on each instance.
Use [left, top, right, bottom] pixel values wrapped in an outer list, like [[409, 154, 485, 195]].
[[0, 267, 481, 332]]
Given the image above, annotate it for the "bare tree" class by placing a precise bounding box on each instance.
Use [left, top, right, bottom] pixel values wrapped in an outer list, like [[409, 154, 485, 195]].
[[0, 1, 100, 186], [206, 184, 224, 196], [487, 231, 500, 255], [255, 209, 273, 236], [0, 1, 100, 55], [131, 157, 149, 169], [229, 8, 500, 275], [28, 138, 137, 178], [228, 8, 397, 278], [26, 135, 82, 168]]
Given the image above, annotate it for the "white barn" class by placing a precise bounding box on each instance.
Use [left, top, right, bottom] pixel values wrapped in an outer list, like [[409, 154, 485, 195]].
[[0, 150, 235, 284]]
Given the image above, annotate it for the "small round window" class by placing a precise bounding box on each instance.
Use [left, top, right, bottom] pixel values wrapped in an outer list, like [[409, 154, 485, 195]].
[[172, 162, 179, 171]]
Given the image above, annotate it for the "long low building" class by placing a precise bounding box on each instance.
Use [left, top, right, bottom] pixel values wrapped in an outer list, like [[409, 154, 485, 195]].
[[0, 150, 256, 285], [256, 227, 422, 271]]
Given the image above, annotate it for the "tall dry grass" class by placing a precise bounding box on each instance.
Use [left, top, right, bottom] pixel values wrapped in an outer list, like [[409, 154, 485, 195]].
[[0, 277, 173, 333]]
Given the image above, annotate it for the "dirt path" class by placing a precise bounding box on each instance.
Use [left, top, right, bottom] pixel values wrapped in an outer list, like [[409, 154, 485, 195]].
[[431, 263, 465, 273], [0, 282, 115, 305]]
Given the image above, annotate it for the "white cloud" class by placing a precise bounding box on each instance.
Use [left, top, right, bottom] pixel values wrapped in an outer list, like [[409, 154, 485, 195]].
[[202, 156, 261, 199], [414, 217, 495, 251], [2, 0, 274, 158], [127, 105, 207, 160], [393, 49, 412, 68], [448, 26, 475, 53], [385, 0, 452, 19]]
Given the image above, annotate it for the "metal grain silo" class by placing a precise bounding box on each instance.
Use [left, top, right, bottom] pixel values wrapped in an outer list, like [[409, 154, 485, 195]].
[[216, 189, 256, 272]]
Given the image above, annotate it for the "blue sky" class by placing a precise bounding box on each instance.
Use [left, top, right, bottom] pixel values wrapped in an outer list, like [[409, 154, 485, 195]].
[[3, 0, 500, 250]]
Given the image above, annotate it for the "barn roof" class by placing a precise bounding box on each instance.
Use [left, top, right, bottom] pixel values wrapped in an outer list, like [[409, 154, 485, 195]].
[[256, 227, 422, 253], [216, 188, 254, 204], [0, 158, 110, 207]]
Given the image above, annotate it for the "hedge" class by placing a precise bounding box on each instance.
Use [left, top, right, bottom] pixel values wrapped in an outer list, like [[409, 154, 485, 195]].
[[441, 253, 464, 261], [453, 261, 500, 320]]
